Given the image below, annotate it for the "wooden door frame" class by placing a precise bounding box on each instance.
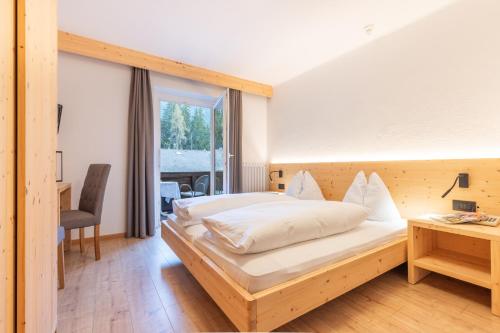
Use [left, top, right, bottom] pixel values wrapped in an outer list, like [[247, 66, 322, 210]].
[[0, 0, 16, 332], [16, 0, 58, 332]]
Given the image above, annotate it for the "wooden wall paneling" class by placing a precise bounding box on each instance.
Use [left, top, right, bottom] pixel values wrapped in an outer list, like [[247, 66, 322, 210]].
[[17, 0, 58, 332], [0, 0, 16, 331], [58, 31, 273, 97], [270, 159, 500, 217]]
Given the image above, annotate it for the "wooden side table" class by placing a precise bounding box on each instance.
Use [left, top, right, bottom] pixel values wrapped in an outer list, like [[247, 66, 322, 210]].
[[408, 218, 500, 316]]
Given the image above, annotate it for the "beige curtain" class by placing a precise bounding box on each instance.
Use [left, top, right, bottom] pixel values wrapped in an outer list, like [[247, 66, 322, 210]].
[[126, 68, 155, 238], [228, 89, 242, 193]]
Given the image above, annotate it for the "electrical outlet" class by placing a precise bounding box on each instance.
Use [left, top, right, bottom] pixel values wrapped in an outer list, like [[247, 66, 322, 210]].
[[278, 184, 285, 190], [452, 200, 476, 212]]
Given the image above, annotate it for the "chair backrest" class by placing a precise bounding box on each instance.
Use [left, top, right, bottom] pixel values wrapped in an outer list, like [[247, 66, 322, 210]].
[[78, 164, 111, 222], [195, 175, 210, 194]]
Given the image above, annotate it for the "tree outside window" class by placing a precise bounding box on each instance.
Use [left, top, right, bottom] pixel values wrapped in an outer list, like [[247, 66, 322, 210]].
[[160, 101, 211, 151]]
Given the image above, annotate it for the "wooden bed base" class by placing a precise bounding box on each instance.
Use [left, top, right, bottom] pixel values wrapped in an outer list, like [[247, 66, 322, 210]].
[[161, 221, 407, 332]]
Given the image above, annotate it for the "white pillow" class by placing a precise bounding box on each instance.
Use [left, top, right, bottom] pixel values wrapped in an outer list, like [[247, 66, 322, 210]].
[[285, 171, 304, 197], [285, 170, 325, 200], [203, 200, 368, 254], [364, 172, 401, 222], [173, 192, 298, 225], [297, 171, 325, 200], [343, 171, 367, 206]]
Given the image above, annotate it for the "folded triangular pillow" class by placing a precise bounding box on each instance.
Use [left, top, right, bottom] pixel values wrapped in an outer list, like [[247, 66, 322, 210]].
[[285, 171, 304, 197], [299, 171, 325, 200], [343, 171, 367, 206], [364, 172, 401, 221]]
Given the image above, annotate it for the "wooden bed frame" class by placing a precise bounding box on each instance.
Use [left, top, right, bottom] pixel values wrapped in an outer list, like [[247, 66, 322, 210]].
[[162, 158, 500, 331], [161, 221, 407, 332]]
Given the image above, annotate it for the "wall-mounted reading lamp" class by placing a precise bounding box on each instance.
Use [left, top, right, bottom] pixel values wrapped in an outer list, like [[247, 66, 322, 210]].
[[269, 170, 283, 181], [441, 173, 469, 198]]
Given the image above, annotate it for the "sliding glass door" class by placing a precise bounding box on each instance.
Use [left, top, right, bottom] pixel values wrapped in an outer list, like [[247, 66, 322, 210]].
[[212, 95, 226, 195], [158, 92, 226, 205]]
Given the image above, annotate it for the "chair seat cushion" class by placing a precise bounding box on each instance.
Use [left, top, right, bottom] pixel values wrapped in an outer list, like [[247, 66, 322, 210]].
[[57, 226, 65, 244], [61, 210, 98, 229], [181, 191, 206, 198]]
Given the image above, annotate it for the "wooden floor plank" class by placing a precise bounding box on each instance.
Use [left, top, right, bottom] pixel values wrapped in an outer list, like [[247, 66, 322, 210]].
[[58, 231, 500, 332]]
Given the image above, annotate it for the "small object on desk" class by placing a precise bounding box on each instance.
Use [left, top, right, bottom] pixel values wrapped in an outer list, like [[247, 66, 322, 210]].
[[474, 216, 500, 227], [430, 212, 500, 227]]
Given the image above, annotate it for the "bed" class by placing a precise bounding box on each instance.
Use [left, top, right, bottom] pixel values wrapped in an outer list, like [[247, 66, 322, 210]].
[[161, 216, 407, 331], [161, 158, 500, 331]]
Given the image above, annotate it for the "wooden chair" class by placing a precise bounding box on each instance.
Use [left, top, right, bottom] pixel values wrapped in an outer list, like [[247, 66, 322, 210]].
[[61, 164, 111, 260], [57, 226, 65, 289]]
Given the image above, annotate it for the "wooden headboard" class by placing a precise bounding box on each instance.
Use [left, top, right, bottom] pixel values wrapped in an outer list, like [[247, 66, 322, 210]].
[[269, 159, 500, 218]]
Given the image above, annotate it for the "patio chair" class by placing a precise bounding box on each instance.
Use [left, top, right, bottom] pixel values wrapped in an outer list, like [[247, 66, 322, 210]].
[[180, 175, 209, 198]]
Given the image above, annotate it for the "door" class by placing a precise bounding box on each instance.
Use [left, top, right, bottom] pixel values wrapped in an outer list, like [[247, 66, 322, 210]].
[[157, 95, 226, 200], [211, 94, 227, 195]]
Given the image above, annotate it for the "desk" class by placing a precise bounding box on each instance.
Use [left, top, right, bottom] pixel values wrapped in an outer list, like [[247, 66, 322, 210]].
[[57, 182, 71, 250]]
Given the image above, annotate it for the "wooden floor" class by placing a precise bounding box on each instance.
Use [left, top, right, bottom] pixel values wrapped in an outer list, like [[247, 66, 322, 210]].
[[58, 232, 500, 333]]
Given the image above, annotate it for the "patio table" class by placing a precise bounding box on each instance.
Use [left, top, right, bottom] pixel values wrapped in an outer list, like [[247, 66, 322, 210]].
[[160, 181, 181, 200]]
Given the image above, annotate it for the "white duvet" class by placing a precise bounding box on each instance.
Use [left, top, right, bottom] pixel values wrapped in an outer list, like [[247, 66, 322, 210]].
[[202, 200, 369, 254], [173, 192, 297, 226]]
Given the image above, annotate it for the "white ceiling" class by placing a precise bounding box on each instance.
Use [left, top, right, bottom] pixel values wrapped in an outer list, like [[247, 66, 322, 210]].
[[59, 0, 455, 85]]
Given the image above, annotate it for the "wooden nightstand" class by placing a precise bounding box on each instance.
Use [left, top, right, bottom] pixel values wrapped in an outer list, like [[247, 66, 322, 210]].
[[408, 218, 500, 316]]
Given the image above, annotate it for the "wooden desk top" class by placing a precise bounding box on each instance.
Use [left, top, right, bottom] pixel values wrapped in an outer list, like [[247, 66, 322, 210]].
[[409, 217, 500, 241], [57, 182, 71, 193]]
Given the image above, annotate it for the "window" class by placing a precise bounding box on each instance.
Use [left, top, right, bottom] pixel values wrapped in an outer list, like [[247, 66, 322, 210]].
[[160, 101, 214, 172], [158, 91, 226, 207]]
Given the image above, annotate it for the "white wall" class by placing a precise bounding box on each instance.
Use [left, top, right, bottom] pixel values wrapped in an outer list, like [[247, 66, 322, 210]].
[[242, 93, 268, 163], [57, 53, 129, 238], [58, 52, 268, 236], [268, 0, 500, 163]]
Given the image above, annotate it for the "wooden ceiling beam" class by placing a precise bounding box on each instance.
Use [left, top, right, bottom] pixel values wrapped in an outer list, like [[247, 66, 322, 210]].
[[58, 31, 273, 97]]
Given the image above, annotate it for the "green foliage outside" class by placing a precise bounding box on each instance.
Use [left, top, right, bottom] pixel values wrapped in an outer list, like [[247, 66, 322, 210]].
[[214, 106, 223, 150], [160, 101, 215, 150], [169, 104, 187, 149]]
